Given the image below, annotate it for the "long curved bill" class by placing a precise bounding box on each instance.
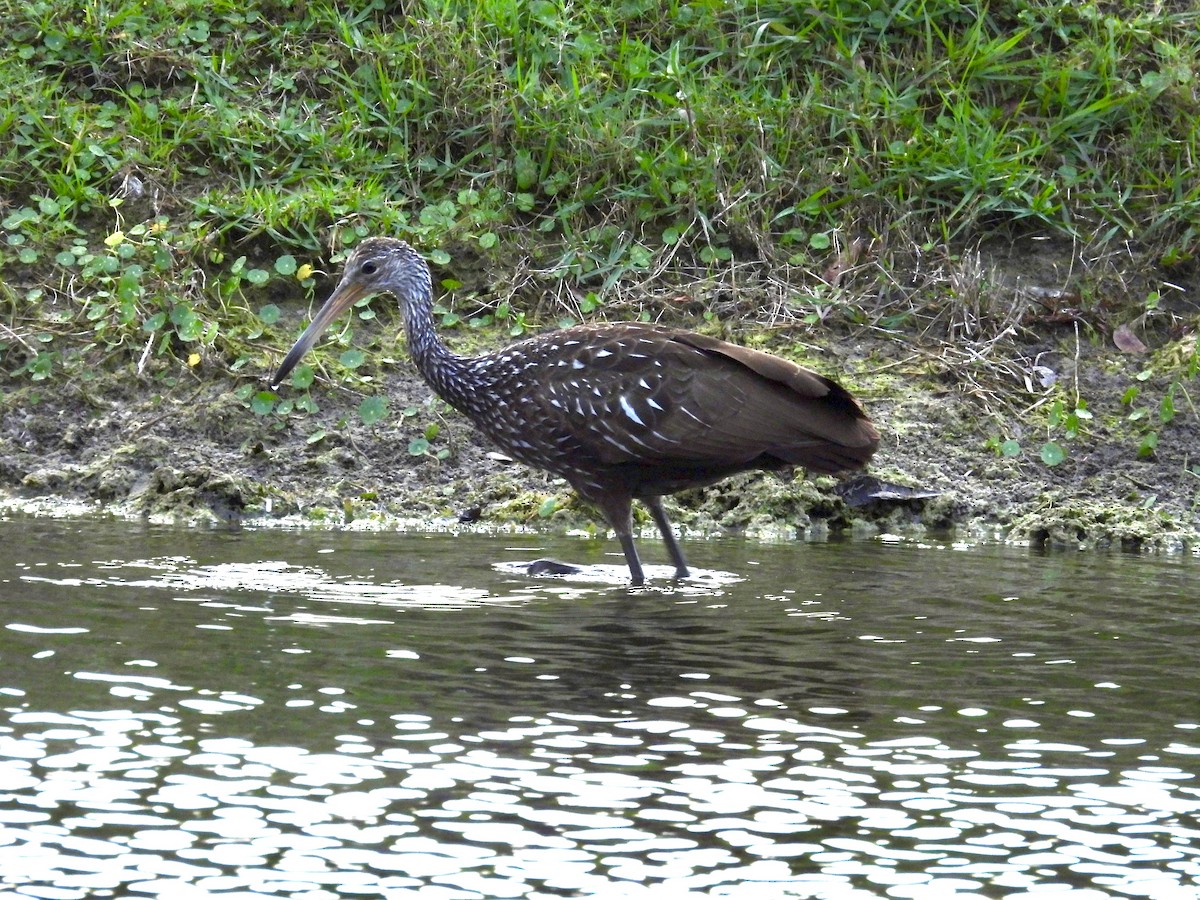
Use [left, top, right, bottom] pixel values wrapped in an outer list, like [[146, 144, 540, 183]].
[[270, 279, 370, 388]]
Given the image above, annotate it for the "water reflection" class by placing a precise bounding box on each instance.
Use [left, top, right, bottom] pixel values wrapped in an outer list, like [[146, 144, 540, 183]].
[[0, 518, 1198, 898]]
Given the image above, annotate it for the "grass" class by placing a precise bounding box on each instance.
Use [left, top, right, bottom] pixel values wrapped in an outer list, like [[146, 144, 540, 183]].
[[1, 0, 1198, 447]]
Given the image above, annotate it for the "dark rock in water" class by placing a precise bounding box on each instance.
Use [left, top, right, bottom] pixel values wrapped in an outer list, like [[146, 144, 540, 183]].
[[525, 558, 583, 576]]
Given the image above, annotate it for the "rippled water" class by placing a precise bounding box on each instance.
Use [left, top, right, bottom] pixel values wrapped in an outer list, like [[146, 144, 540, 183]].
[[1, 517, 1198, 899]]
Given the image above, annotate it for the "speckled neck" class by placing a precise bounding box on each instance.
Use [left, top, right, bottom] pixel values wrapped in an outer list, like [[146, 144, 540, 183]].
[[398, 284, 478, 416]]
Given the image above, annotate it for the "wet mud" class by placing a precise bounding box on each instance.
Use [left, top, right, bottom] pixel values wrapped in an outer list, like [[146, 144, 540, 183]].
[[2, 240, 1198, 554]]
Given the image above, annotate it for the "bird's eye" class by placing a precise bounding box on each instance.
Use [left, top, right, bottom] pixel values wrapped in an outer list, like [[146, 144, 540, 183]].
[[360, 261, 378, 276]]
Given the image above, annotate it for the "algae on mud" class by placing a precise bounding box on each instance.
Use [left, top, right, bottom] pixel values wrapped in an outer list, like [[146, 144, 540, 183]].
[[2, 239, 1198, 557], [2, 1, 1199, 554]]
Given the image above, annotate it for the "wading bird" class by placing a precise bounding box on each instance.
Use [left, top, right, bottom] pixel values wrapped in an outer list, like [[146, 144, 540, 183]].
[[271, 237, 879, 584]]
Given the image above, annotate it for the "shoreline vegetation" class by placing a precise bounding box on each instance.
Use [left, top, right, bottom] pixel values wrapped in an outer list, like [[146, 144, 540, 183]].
[[2, 1, 1199, 554]]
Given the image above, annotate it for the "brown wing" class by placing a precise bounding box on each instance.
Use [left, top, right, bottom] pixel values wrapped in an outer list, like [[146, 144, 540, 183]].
[[529, 323, 878, 475]]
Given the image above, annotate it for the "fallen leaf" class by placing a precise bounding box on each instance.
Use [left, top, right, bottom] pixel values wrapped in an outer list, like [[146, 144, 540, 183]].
[[1113, 324, 1147, 354], [822, 236, 866, 287], [1025, 364, 1057, 391]]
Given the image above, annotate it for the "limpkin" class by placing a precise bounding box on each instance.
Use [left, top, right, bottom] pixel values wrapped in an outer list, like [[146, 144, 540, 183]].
[[271, 237, 879, 584]]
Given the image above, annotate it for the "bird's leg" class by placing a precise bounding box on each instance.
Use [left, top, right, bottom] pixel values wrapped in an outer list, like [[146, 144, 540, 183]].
[[643, 496, 690, 579], [593, 493, 644, 585], [617, 532, 645, 586]]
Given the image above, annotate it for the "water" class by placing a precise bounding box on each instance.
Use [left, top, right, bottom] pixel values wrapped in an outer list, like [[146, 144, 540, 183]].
[[1, 517, 1197, 899]]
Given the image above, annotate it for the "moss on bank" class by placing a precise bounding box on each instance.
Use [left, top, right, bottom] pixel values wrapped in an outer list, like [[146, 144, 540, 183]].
[[1, 1, 1198, 553]]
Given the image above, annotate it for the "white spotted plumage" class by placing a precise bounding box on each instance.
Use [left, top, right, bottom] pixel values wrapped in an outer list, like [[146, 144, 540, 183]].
[[272, 237, 879, 584]]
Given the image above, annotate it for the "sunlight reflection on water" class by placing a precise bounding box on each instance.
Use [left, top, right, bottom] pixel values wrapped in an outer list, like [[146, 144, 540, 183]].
[[1, 521, 1198, 898]]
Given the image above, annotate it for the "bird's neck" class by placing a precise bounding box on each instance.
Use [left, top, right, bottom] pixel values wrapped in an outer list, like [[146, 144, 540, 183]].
[[403, 298, 475, 413]]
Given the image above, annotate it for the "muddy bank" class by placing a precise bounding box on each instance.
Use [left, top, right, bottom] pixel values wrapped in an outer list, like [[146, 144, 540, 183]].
[[2, 245, 1198, 556]]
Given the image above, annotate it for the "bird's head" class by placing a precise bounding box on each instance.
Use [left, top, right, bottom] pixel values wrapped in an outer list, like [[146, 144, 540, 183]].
[[270, 237, 431, 389]]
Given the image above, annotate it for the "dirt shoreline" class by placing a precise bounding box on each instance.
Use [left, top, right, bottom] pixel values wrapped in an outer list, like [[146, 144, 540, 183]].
[[4, 267, 1198, 556], [2, 236, 1200, 554]]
